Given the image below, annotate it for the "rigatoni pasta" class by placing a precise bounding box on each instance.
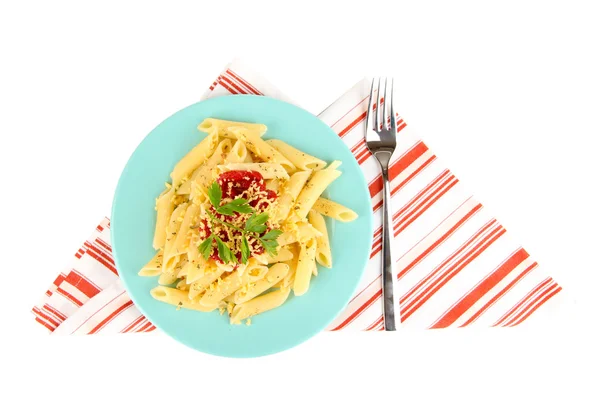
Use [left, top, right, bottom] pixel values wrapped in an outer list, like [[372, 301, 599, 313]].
[[141, 118, 357, 325]]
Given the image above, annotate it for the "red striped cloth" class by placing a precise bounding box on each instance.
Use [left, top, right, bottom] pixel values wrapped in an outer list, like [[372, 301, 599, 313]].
[[32, 60, 562, 334]]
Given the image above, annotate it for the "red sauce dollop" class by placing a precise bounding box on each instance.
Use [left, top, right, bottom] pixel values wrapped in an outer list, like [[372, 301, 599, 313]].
[[200, 170, 278, 264]]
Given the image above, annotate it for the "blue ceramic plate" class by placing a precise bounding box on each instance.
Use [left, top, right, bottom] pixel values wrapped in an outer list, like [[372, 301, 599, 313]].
[[112, 95, 373, 358]]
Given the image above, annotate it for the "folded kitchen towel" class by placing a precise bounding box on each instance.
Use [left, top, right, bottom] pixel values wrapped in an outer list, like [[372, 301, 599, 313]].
[[32, 59, 563, 334]]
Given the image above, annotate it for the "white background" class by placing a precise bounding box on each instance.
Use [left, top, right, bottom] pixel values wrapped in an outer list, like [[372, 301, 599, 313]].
[[1, 1, 599, 399]]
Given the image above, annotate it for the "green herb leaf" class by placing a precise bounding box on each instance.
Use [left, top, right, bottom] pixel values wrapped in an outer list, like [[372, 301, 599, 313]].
[[245, 212, 270, 232], [249, 224, 267, 233], [261, 229, 283, 241], [259, 238, 279, 256], [217, 198, 253, 216], [240, 236, 250, 264], [208, 182, 222, 208], [215, 236, 235, 264], [198, 235, 214, 260]]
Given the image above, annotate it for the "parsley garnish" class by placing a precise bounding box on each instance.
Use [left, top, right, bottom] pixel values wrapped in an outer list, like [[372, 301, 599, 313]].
[[208, 181, 253, 216], [199, 182, 283, 264], [215, 236, 237, 264], [217, 198, 254, 216], [259, 229, 283, 256], [245, 212, 269, 233], [240, 236, 250, 264], [207, 182, 222, 208], [199, 234, 214, 260]]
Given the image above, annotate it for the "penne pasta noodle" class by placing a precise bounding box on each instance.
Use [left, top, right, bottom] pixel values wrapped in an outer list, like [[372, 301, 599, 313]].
[[230, 287, 291, 325], [278, 244, 299, 288], [252, 252, 270, 265], [175, 165, 201, 195], [243, 151, 255, 163], [327, 160, 342, 170], [199, 264, 268, 307], [224, 139, 249, 163], [151, 286, 216, 312], [265, 178, 280, 193], [295, 221, 322, 243], [198, 118, 267, 140], [266, 139, 327, 171], [190, 183, 208, 204], [293, 238, 317, 296], [277, 231, 297, 247], [177, 261, 191, 278], [291, 165, 341, 220], [163, 203, 189, 271], [185, 256, 209, 284], [278, 221, 321, 247], [233, 263, 289, 304], [312, 197, 358, 222], [188, 263, 224, 300], [230, 127, 295, 173], [153, 187, 175, 249], [191, 138, 233, 190], [159, 256, 186, 284], [187, 236, 201, 267], [265, 247, 293, 263], [169, 203, 199, 259], [158, 269, 180, 285], [217, 162, 289, 180], [273, 170, 311, 222], [138, 250, 164, 276], [223, 293, 235, 303], [308, 210, 332, 268], [176, 280, 190, 291], [171, 131, 219, 186]]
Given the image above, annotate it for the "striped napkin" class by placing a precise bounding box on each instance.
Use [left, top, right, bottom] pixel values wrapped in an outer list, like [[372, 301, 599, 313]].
[[32, 59, 563, 334]]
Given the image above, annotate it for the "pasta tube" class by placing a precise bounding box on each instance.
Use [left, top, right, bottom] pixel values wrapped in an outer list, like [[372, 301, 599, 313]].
[[312, 197, 358, 222], [293, 238, 317, 296], [198, 118, 267, 139], [153, 187, 175, 249], [230, 127, 295, 173], [230, 287, 291, 324], [273, 170, 311, 222], [308, 210, 332, 268], [151, 287, 216, 312], [266, 139, 326, 171], [199, 264, 268, 307], [233, 263, 289, 304], [292, 165, 341, 220], [170, 131, 219, 186], [138, 250, 164, 277]]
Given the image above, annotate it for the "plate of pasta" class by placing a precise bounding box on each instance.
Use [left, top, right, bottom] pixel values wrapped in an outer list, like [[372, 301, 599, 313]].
[[112, 95, 373, 357]]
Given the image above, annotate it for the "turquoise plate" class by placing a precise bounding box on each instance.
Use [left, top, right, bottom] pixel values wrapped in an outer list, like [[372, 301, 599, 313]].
[[112, 95, 373, 358]]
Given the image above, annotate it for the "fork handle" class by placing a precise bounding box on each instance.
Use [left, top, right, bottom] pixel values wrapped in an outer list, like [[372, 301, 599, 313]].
[[381, 167, 399, 330]]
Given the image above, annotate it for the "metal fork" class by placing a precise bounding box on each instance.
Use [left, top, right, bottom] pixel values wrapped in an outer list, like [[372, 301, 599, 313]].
[[365, 77, 399, 330]]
